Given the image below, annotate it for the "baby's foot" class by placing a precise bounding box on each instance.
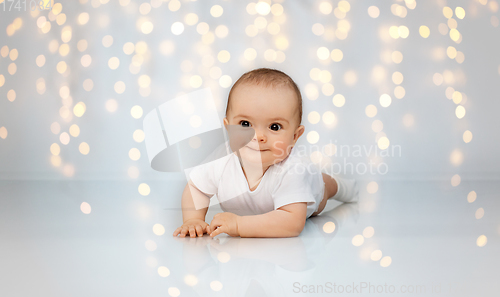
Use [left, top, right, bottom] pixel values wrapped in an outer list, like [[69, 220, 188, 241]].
[[330, 176, 359, 203]]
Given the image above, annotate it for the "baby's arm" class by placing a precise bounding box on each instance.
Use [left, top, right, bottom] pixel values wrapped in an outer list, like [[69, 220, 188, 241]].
[[173, 180, 212, 237], [209, 202, 308, 238]]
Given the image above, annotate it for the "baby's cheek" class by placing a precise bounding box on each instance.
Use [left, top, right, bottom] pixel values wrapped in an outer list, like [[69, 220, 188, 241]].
[[271, 141, 292, 160]]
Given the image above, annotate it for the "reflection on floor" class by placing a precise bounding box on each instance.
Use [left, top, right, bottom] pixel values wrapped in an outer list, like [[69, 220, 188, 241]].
[[0, 180, 498, 297]]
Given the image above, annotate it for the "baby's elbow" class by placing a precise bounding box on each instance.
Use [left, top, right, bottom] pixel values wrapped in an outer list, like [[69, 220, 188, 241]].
[[289, 220, 306, 237]]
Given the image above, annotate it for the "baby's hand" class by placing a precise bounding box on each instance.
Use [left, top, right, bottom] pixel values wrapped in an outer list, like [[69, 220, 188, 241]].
[[173, 219, 210, 238], [209, 212, 240, 237]]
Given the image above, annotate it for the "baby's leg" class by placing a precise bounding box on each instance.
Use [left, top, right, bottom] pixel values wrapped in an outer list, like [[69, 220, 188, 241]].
[[311, 173, 338, 216], [311, 173, 359, 217]]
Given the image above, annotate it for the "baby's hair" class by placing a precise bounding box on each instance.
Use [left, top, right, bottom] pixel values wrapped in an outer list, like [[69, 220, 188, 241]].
[[225, 68, 303, 125]]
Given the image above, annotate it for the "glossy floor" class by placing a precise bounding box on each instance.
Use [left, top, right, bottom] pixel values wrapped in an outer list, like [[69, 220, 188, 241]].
[[0, 179, 498, 297]]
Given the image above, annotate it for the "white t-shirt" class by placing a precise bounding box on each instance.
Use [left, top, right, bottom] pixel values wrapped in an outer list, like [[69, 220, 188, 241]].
[[188, 143, 325, 218]]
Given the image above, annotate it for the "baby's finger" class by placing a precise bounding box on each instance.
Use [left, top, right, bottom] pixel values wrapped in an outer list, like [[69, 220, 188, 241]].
[[206, 225, 211, 234], [195, 225, 204, 237], [210, 226, 225, 237], [189, 226, 197, 238], [173, 227, 182, 236], [180, 226, 189, 238]]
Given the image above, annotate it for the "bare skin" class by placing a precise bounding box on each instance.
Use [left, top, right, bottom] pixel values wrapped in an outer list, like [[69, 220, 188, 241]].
[[173, 82, 338, 238]]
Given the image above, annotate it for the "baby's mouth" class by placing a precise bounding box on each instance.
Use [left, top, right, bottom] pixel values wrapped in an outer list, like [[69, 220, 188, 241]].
[[245, 146, 269, 152]]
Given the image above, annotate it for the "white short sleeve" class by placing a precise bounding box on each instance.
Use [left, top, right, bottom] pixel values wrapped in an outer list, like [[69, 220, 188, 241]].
[[188, 154, 231, 196], [272, 164, 318, 210]]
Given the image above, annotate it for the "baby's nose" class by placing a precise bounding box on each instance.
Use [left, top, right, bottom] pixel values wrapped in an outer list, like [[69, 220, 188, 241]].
[[253, 131, 267, 142]]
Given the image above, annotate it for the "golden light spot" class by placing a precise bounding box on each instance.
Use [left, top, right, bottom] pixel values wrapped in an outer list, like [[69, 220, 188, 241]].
[[106, 99, 118, 113], [60, 132, 70, 145], [217, 50, 230, 63], [137, 183, 151, 196], [51, 122, 61, 134], [372, 120, 383, 133], [189, 75, 203, 88], [398, 26, 409, 38], [9, 49, 18, 61], [490, 1, 499, 12], [449, 29, 460, 41], [131, 106, 143, 119], [108, 57, 120, 69], [431, 73, 443, 86], [184, 13, 199, 26], [7, 90, 16, 102], [450, 149, 463, 166], [334, 7, 346, 19], [69, 124, 80, 137], [368, 6, 380, 18], [367, 181, 378, 194], [275, 36, 289, 50], [36, 54, 46, 67], [138, 75, 151, 88], [447, 46, 457, 59], [56, 61, 67, 73], [380, 256, 392, 267], [392, 72, 404, 85], [133, 129, 145, 143], [79, 142, 90, 155], [352, 235, 364, 246], [455, 105, 466, 119], [365, 105, 377, 117], [219, 75, 232, 88], [310, 68, 321, 81], [475, 208, 484, 219], [322, 221, 336, 233], [317, 47, 330, 60], [308, 111, 320, 124], [56, 13, 66, 25], [171, 22, 184, 35], [128, 166, 139, 179], [451, 174, 461, 187], [389, 26, 399, 39], [392, 51, 403, 64], [467, 191, 477, 203], [114, 81, 126, 94], [443, 6, 453, 19], [319, 70, 332, 83], [156, 266, 170, 277], [305, 84, 319, 100], [452, 91, 462, 104], [42, 20, 52, 33], [168, 0, 180, 11], [463, 130, 473, 143], [319, 1, 333, 14], [379, 94, 392, 107], [455, 51, 465, 64], [13, 17, 22, 30], [80, 202, 91, 214], [338, 0, 351, 12], [0, 75, 4, 87], [217, 252, 231, 263], [129, 148, 141, 161], [307, 131, 320, 144], [255, 1, 271, 15], [378, 137, 390, 150], [210, 281, 223, 291], [139, 2, 151, 15], [83, 79, 94, 91], [51, 155, 61, 167], [141, 21, 154, 34], [215, 25, 229, 38], [73, 102, 86, 117], [0, 46, 9, 58], [50, 143, 60, 156], [331, 49, 343, 62], [419, 25, 430, 38], [152, 224, 165, 236], [363, 226, 375, 238], [371, 250, 382, 261], [321, 84, 334, 97], [8, 63, 17, 75], [322, 111, 336, 126], [448, 18, 457, 30], [78, 12, 89, 25], [0, 127, 8, 139], [210, 5, 223, 17], [403, 114, 414, 127], [455, 7, 465, 19], [476, 235, 487, 247], [123, 42, 135, 55], [184, 275, 198, 287], [77, 39, 88, 52], [312, 23, 324, 36], [344, 70, 357, 86], [271, 3, 284, 16], [394, 86, 405, 99]]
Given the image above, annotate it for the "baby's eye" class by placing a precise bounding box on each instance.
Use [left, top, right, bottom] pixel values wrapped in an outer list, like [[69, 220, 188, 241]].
[[269, 123, 282, 131], [239, 120, 251, 128]]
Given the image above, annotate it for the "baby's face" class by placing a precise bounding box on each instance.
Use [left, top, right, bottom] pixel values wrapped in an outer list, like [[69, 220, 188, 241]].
[[223, 83, 305, 169]]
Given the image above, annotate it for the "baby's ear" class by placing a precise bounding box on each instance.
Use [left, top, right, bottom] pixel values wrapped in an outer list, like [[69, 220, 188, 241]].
[[293, 125, 305, 143], [223, 117, 229, 129]]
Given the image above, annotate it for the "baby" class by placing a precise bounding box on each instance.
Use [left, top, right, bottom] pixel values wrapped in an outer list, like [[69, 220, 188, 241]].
[[173, 68, 358, 238]]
